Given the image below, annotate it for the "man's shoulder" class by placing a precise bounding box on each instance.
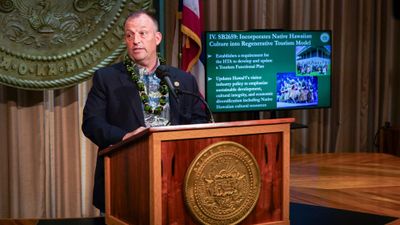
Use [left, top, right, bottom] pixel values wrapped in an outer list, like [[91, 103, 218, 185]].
[[96, 62, 125, 74], [167, 66, 194, 80], [92, 62, 127, 85], [167, 66, 186, 74]]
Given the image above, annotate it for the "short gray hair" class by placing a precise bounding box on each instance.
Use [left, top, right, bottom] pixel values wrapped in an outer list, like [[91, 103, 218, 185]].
[[124, 10, 159, 31]]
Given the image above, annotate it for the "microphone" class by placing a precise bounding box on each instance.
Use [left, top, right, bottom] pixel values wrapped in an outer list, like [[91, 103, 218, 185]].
[[175, 89, 215, 123], [155, 65, 214, 123], [155, 65, 179, 103]]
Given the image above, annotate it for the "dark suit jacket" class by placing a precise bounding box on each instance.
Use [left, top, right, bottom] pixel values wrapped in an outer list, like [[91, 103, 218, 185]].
[[82, 62, 208, 212]]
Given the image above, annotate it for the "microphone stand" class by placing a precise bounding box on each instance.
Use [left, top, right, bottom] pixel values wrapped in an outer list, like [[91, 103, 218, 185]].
[[175, 89, 215, 123]]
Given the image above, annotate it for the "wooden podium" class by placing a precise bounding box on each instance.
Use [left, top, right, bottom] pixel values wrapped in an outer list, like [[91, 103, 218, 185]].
[[100, 118, 294, 225]]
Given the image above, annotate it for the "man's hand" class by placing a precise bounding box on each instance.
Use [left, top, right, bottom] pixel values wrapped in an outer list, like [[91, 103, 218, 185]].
[[122, 126, 146, 141]]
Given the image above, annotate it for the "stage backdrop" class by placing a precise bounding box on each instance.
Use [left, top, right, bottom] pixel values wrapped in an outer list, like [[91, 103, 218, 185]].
[[0, 0, 399, 219]]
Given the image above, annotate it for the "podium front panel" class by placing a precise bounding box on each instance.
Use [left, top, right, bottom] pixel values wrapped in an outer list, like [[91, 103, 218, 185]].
[[160, 133, 284, 225], [103, 119, 292, 225], [106, 136, 151, 225]]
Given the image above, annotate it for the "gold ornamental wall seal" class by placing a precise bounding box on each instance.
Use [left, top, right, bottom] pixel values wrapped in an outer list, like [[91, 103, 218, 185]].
[[0, 0, 152, 90], [184, 141, 261, 225]]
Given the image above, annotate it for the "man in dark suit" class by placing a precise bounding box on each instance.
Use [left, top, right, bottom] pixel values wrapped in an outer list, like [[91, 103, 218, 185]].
[[81, 10, 208, 212]]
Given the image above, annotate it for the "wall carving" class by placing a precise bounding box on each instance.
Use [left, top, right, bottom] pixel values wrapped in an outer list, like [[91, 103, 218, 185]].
[[0, 0, 153, 90]]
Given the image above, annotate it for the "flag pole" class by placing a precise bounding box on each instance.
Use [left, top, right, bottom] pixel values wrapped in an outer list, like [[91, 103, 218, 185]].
[[177, 11, 182, 69]]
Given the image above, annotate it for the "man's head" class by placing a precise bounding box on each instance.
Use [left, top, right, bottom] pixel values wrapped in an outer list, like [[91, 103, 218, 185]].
[[124, 10, 162, 69]]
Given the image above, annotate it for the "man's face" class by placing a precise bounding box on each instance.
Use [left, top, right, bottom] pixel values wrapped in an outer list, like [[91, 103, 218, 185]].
[[124, 14, 162, 67]]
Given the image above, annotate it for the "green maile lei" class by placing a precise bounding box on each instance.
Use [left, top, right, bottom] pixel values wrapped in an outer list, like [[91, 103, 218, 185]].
[[123, 54, 168, 115]]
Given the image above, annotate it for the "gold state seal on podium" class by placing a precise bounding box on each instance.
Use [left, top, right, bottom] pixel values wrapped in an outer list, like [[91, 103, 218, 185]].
[[184, 141, 261, 225]]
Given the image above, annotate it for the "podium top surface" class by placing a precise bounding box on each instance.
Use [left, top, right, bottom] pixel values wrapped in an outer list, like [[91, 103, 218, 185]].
[[100, 118, 294, 156]]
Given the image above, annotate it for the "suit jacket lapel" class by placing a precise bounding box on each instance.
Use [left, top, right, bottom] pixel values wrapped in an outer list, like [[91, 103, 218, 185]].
[[168, 72, 182, 125], [116, 63, 145, 126]]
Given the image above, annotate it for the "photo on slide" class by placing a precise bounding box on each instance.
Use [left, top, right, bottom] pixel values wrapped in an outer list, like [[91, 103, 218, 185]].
[[295, 45, 331, 76], [276, 72, 318, 109]]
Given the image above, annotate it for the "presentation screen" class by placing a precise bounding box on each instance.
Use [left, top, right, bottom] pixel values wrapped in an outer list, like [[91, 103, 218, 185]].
[[205, 30, 332, 113]]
